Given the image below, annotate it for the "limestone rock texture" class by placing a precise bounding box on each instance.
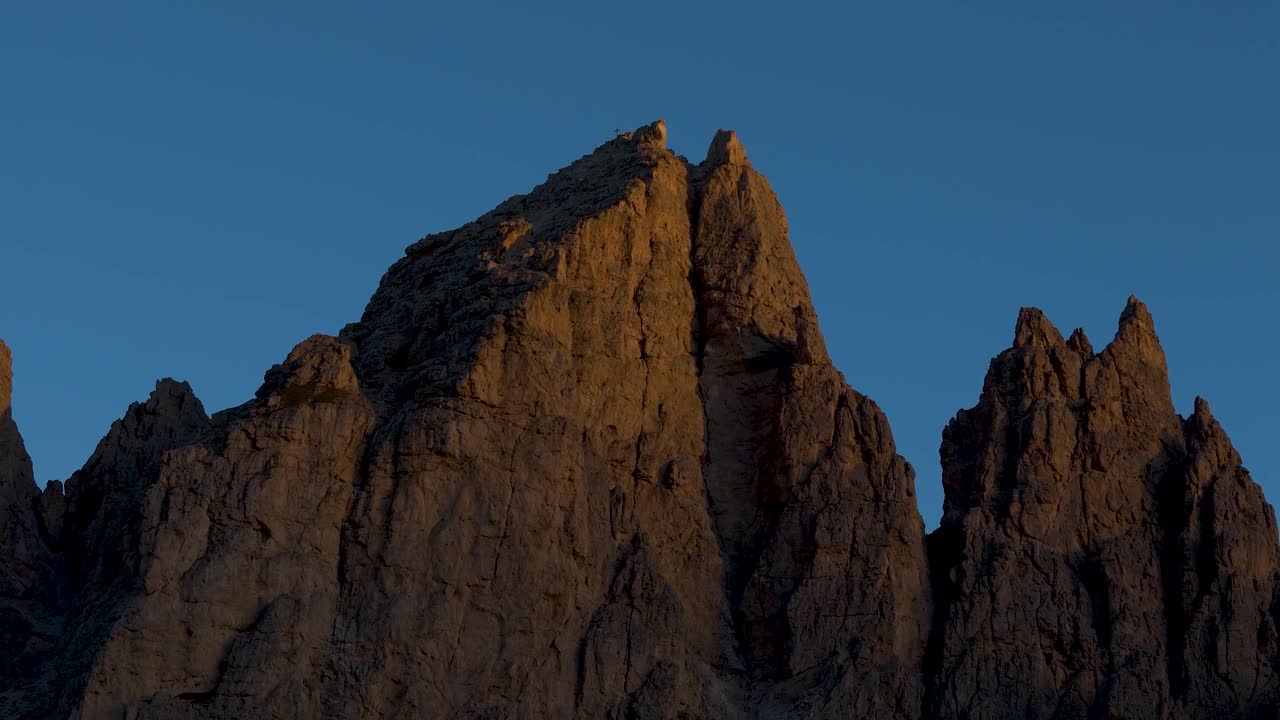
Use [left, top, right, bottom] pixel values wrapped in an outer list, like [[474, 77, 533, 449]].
[[0, 123, 1274, 720]]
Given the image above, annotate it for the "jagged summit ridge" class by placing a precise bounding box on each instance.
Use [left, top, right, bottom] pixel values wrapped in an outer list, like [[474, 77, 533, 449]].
[[0, 123, 1276, 720], [930, 297, 1279, 719]]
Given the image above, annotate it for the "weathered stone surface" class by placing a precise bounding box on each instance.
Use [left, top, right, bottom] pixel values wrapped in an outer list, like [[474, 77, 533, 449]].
[[927, 298, 1280, 720], [0, 125, 1275, 720]]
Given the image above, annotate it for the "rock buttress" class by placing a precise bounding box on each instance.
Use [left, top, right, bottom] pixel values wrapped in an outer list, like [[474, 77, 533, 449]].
[[692, 129, 929, 719]]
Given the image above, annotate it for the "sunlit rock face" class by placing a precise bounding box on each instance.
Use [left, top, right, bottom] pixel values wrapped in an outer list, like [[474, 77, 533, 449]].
[[0, 124, 1275, 720]]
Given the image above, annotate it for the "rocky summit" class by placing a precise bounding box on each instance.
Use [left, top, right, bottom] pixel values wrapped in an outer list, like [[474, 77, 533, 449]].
[[0, 122, 1275, 720]]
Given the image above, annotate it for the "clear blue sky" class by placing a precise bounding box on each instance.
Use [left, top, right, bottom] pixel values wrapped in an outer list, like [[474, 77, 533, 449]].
[[2, 3, 1276, 527]]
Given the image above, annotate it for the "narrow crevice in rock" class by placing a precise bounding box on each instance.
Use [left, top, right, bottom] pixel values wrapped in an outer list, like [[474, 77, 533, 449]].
[[1158, 442, 1191, 699]]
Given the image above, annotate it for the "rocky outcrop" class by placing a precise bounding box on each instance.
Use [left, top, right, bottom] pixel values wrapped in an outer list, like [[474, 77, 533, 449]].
[[928, 298, 1280, 720], [0, 124, 1274, 720]]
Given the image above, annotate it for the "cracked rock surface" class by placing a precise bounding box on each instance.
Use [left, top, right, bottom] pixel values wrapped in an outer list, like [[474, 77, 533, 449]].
[[0, 124, 1275, 720]]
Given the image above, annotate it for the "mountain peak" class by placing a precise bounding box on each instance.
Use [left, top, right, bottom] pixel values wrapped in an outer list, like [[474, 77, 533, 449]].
[[1013, 306, 1064, 348], [626, 118, 667, 148], [704, 128, 749, 166], [1100, 295, 1171, 405], [1193, 395, 1214, 419], [1067, 327, 1094, 357], [1118, 294, 1154, 331]]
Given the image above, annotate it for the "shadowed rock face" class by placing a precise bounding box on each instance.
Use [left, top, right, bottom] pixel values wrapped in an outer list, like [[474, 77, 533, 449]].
[[0, 341, 57, 703], [928, 299, 1280, 720], [0, 340, 43, 597], [0, 124, 1274, 720]]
